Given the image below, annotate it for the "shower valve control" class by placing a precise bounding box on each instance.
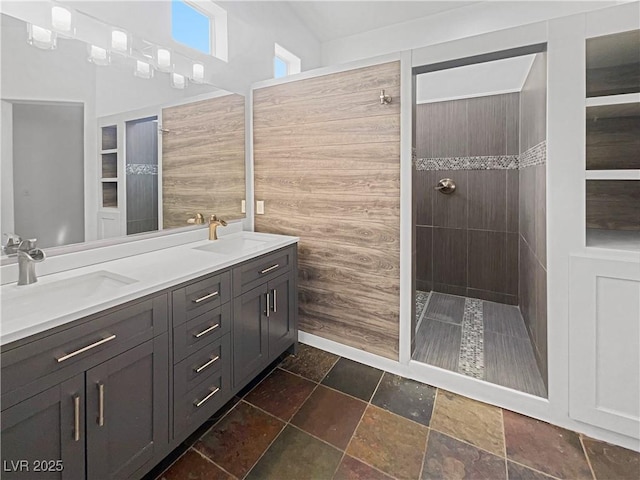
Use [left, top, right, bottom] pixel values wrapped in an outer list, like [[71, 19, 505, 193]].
[[435, 178, 456, 194]]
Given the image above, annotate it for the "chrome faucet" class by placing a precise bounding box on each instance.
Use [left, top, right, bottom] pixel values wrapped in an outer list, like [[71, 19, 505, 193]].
[[3, 233, 22, 255], [17, 239, 46, 286], [208, 215, 227, 240]]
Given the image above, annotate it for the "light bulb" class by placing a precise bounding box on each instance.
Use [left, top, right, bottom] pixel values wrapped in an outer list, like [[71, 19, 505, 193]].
[[27, 24, 57, 50], [135, 60, 153, 79], [88, 45, 110, 66], [157, 48, 171, 71], [171, 73, 186, 89], [51, 6, 73, 34], [111, 30, 128, 52], [192, 63, 205, 83]]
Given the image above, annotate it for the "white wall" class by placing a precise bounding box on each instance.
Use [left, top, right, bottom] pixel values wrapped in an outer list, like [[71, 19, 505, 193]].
[[321, 1, 619, 66]]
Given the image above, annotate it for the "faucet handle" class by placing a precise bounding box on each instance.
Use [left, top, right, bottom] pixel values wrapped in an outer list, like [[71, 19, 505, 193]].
[[19, 239, 38, 251], [209, 215, 227, 226], [4, 233, 21, 246], [187, 213, 205, 225]]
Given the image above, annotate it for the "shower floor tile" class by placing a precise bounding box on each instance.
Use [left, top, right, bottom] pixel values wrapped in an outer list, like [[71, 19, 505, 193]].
[[413, 292, 547, 397]]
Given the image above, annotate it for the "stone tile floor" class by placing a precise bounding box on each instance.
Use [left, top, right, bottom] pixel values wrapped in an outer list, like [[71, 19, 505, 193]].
[[149, 344, 639, 480]]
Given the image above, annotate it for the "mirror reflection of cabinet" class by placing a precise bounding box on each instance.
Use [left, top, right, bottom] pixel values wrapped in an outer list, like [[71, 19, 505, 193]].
[[98, 125, 121, 239]]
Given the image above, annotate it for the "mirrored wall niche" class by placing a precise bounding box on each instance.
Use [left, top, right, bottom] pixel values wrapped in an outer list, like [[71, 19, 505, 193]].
[[1, 5, 246, 252], [585, 29, 640, 252]]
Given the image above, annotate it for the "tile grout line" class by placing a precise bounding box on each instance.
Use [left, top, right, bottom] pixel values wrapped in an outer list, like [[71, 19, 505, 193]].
[[417, 427, 431, 480], [338, 371, 402, 480], [190, 446, 240, 480], [507, 458, 564, 480], [428, 426, 507, 460], [240, 367, 321, 480], [153, 446, 191, 480], [579, 435, 598, 480]]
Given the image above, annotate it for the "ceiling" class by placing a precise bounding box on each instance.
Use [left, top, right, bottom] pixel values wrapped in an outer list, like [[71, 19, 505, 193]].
[[416, 54, 536, 103], [286, 1, 479, 43]]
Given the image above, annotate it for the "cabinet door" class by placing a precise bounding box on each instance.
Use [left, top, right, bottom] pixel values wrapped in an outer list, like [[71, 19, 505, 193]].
[[268, 271, 296, 359], [233, 283, 269, 388], [86, 335, 169, 480], [1, 374, 84, 480], [569, 255, 640, 439]]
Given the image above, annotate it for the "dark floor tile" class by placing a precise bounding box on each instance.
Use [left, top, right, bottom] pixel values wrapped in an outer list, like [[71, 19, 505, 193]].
[[333, 455, 394, 480], [236, 357, 282, 398], [279, 343, 339, 382], [291, 385, 366, 449], [321, 358, 383, 401], [430, 390, 505, 457], [193, 401, 284, 479], [244, 368, 315, 421], [422, 430, 507, 480], [483, 301, 528, 339], [507, 461, 556, 480], [157, 449, 233, 480], [347, 405, 429, 479], [246, 425, 342, 480], [484, 331, 547, 398], [582, 436, 640, 480], [413, 318, 461, 371], [503, 410, 592, 479], [145, 443, 191, 480], [425, 292, 465, 325], [371, 372, 436, 427]]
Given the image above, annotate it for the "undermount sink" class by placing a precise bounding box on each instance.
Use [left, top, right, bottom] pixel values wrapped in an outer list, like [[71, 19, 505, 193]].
[[193, 237, 267, 255], [1, 271, 138, 315]]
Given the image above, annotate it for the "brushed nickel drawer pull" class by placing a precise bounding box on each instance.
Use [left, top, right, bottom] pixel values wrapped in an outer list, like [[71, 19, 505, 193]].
[[97, 382, 105, 427], [265, 293, 270, 318], [272, 289, 277, 313], [260, 264, 279, 274], [56, 335, 117, 363], [193, 323, 220, 338], [194, 387, 220, 407], [193, 291, 219, 303], [194, 355, 220, 373], [73, 395, 80, 442]]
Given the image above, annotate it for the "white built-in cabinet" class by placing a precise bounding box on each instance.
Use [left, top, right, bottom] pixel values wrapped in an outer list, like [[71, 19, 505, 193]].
[[569, 23, 640, 440]]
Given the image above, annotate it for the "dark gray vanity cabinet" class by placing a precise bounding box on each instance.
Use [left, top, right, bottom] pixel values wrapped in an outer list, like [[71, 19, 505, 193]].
[[0, 295, 169, 480], [232, 246, 297, 388], [1, 242, 298, 480], [0, 374, 85, 480], [85, 336, 168, 480]]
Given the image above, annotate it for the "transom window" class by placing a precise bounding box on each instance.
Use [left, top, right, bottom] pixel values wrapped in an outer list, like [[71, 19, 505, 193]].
[[274, 43, 301, 79], [171, 0, 228, 62]]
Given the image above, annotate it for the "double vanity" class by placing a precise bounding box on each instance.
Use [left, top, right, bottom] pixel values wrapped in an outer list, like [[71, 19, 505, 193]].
[[0, 231, 298, 480]]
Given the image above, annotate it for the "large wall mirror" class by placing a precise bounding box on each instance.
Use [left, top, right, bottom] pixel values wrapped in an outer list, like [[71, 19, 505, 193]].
[[1, 3, 246, 257]]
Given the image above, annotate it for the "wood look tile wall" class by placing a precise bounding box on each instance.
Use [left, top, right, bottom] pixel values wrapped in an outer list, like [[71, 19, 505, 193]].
[[253, 61, 401, 360], [162, 94, 245, 228]]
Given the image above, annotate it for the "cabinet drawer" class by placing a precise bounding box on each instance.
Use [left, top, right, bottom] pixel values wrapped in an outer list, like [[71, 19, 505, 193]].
[[174, 334, 230, 395], [174, 368, 231, 437], [172, 271, 231, 326], [1, 295, 167, 399], [173, 303, 231, 363], [233, 247, 294, 295]]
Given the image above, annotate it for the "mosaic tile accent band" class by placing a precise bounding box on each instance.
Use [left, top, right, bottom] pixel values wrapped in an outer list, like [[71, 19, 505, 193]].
[[415, 155, 519, 171], [126, 164, 158, 175], [519, 140, 546, 169], [458, 298, 485, 379]]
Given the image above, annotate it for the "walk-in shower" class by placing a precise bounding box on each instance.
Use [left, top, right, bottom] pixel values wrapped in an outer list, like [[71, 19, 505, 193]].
[[412, 48, 548, 397]]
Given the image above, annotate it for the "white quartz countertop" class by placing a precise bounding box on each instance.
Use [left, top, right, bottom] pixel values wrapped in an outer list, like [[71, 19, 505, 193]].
[[0, 231, 298, 346]]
